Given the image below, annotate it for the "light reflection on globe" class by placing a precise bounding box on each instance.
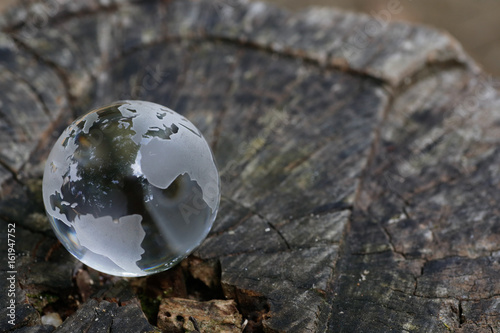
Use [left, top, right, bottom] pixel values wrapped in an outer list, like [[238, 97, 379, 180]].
[[42, 100, 220, 277]]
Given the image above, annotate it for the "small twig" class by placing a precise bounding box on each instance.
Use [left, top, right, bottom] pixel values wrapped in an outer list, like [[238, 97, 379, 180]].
[[241, 319, 248, 332]]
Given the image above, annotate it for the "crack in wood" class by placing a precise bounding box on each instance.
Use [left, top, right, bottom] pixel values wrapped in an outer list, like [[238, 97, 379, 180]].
[[265, 221, 291, 250], [0, 157, 22, 186], [2, 63, 53, 120], [10, 35, 77, 115]]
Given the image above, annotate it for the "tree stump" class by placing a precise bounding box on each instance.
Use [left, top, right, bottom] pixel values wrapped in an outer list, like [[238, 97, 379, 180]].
[[1, 0, 500, 332]]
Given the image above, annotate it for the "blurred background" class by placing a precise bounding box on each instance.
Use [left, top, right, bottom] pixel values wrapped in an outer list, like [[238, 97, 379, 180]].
[[264, 0, 500, 77], [1, 0, 499, 76]]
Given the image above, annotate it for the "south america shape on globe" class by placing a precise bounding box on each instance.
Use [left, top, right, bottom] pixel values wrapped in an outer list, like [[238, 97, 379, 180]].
[[42, 100, 220, 277]]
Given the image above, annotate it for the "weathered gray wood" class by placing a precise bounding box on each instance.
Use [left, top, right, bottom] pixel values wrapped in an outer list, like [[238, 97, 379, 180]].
[[1, 0, 499, 332]]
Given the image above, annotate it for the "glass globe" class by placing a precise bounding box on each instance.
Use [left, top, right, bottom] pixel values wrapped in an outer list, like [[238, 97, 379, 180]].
[[42, 100, 220, 277]]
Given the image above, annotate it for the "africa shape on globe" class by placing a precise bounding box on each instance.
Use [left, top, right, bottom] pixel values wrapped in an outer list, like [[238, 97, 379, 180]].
[[42, 100, 220, 277]]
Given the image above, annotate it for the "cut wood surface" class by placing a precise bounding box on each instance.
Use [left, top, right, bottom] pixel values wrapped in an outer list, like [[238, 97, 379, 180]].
[[1, 0, 499, 332]]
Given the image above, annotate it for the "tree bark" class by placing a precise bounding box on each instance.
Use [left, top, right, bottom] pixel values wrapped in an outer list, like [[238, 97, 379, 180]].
[[1, 0, 499, 332]]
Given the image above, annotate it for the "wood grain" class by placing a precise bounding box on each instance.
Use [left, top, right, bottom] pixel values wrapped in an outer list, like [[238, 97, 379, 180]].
[[1, 0, 499, 332]]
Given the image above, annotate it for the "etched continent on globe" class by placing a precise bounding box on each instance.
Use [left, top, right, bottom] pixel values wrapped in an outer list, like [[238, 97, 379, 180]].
[[42, 100, 220, 277]]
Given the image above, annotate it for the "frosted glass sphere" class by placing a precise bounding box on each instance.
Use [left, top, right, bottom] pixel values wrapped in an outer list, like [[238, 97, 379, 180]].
[[42, 100, 220, 277]]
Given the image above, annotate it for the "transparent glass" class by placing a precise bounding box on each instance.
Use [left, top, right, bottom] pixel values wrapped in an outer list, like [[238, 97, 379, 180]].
[[42, 100, 220, 277]]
